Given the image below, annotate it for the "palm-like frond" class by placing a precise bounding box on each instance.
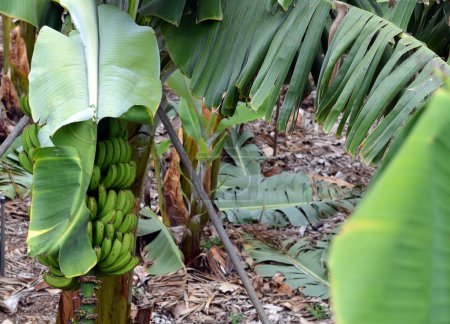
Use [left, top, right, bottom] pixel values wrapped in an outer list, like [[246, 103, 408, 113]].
[[316, 6, 449, 163]]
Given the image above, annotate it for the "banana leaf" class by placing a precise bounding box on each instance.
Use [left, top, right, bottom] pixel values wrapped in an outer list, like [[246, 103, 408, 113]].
[[217, 172, 361, 227], [138, 208, 184, 275], [30, 0, 161, 138], [162, 0, 330, 122], [329, 86, 450, 323], [244, 235, 331, 298], [0, 138, 32, 200], [0, 0, 51, 28], [316, 6, 450, 164], [217, 128, 360, 226]]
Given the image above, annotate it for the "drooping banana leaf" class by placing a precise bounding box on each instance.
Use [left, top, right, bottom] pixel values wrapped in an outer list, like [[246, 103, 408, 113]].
[[138, 208, 184, 275], [316, 6, 450, 164], [162, 0, 330, 123], [217, 172, 361, 227], [329, 86, 450, 323], [27, 0, 161, 277], [244, 235, 331, 298], [139, 0, 223, 26], [28, 122, 98, 277]]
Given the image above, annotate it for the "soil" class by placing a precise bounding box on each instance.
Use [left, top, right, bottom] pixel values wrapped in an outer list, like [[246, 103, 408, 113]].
[[0, 96, 375, 323]]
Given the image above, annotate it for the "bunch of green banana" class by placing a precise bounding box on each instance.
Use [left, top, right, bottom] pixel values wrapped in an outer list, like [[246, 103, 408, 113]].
[[87, 185, 139, 276], [89, 137, 136, 191], [95, 137, 132, 171], [19, 123, 41, 174], [38, 254, 79, 290]]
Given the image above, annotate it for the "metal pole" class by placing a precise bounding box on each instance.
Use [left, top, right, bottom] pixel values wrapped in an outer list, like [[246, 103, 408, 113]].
[[0, 193, 6, 276], [157, 101, 271, 324]]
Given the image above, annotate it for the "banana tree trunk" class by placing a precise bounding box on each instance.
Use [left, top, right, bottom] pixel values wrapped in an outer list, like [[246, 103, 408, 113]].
[[56, 125, 153, 324]]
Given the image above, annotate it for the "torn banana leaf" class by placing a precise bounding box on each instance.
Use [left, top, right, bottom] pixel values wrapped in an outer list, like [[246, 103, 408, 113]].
[[244, 235, 331, 298]]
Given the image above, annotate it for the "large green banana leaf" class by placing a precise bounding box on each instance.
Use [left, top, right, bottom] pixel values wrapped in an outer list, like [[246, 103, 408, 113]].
[[27, 0, 161, 277], [30, 0, 161, 138], [162, 0, 330, 121], [138, 208, 184, 275], [316, 6, 450, 164], [329, 86, 450, 323], [0, 0, 50, 27], [28, 122, 98, 277], [244, 235, 331, 298]]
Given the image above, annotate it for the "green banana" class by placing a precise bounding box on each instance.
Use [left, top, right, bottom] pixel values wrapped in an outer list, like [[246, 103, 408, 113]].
[[123, 190, 135, 214], [37, 255, 52, 267], [122, 161, 136, 188], [118, 138, 128, 162], [28, 124, 40, 148], [107, 257, 140, 276], [87, 197, 97, 221], [99, 251, 133, 273], [100, 209, 116, 223], [115, 231, 123, 242], [89, 165, 101, 192], [113, 210, 124, 230], [20, 95, 32, 117], [100, 238, 112, 262], [103, 164, 118, 189], [21, 127, 31, 153], [129, 234, 135, 253], [119, 213, 135, 233], [44, 272, 77, 290], [95, 246, 102, 261], [98, 238, 122, 268], [98, 185, 107, 211], [104, 223, 115, 240], [29, 124, 41, 148], [100, 189, 117, 216], [87, 221, 93, 245], [102, 140, 114, 171], [110, 137, 121, 165], [19, 151, 33, 173], [120, 233, 132, 253], [109, 118, 126, 138], [114, 163, 128, 189], [125, 142, 132, 163], [94, 221, 105, 247], [47, 254, 60, 268], [96, 141, 107, 169], [116, 190, 127, 211], [48, 265, 64, 277]]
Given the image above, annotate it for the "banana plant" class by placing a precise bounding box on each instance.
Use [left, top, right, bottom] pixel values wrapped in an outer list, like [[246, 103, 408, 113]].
[[1, 0, 161, 321]]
